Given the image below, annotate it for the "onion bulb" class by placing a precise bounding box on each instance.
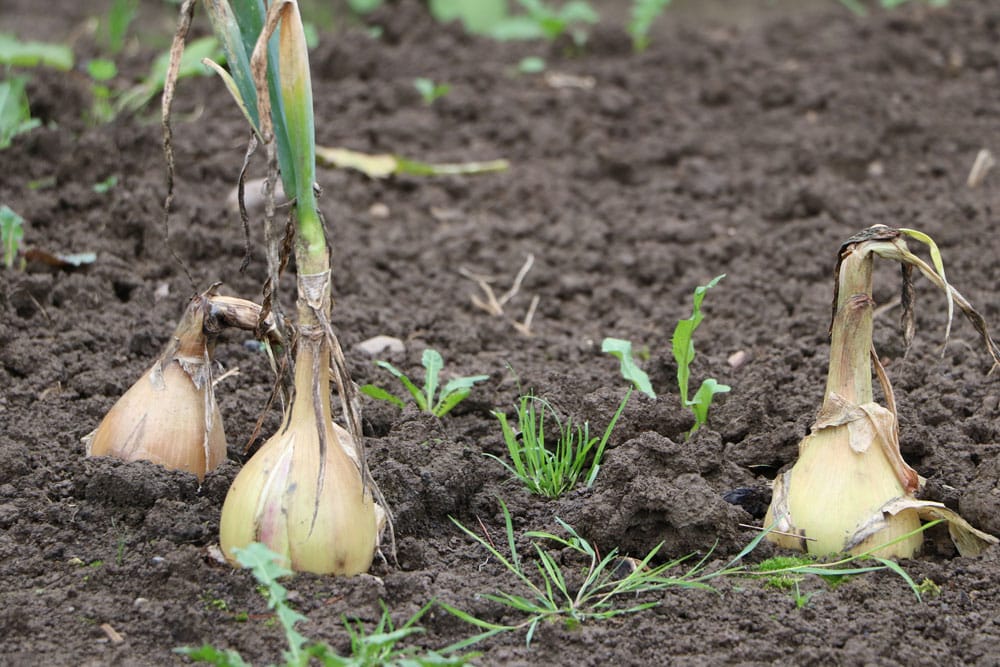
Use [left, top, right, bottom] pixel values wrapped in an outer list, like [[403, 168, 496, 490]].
[[84, 292, 226, 480], [219, 334, 380, 575], [765, 226, 999, 558]]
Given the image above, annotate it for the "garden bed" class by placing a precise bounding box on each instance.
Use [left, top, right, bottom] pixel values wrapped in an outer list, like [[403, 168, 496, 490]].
[[2, 0, 1000, 664]]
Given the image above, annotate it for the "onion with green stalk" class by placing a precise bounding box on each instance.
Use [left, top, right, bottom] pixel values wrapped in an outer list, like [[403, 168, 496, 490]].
[[765, 225, 999, 558], [163, 0, 388, 574]]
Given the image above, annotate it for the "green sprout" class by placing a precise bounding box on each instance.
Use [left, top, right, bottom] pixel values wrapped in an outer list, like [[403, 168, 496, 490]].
[[838, 0, 948, 16], [429, 0, 597, 43], [361, 348, 489, 418], [178, 543, 474, 666], [628, 0, 671, 52], [443, 509, 931, 649], [92, 175, 118, 194], [413, 77, 451, 105], [116, 36, 223, 115], [488, 390, 628, 498], [672, 274, 729, 438], [1, 205, 25, 269], [0, 77, 39, 149], [99, 0, 139, 56], [601, 337, 655, 399]]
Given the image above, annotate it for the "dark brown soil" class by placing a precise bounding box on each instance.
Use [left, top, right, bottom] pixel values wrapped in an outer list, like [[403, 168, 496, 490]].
[[3, 1, 1000, 665]]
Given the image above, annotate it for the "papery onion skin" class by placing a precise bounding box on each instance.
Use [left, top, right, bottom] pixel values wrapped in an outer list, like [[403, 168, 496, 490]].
[[219, 337, 377, 576], [85, 293, 226, 481]]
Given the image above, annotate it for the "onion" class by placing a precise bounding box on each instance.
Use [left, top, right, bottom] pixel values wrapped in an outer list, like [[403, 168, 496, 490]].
[[219, 333, 380, 575]]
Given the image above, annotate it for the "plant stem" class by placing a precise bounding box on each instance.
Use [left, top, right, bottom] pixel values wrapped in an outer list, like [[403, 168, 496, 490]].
[[824, 244, 874, 406]]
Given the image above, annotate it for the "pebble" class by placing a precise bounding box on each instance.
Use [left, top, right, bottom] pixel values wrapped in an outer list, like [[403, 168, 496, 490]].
[[356, 335, 405, 357], [728, 350, 750, 369]]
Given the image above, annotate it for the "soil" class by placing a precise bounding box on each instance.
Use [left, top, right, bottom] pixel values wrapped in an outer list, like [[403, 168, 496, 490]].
[[2, 0, 1000, 665]]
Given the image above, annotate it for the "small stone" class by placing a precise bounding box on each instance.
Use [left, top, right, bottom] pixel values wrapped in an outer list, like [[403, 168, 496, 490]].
[[728, 350, 749, 369], [368, 202, 390, 219], [356, 335, 405, 357]]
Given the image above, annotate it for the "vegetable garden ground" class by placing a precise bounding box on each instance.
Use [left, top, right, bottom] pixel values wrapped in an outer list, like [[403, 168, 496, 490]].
[[2, 0, 1000, 664]]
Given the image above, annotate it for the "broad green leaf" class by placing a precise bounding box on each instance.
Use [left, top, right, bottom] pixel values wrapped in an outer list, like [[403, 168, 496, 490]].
[[601, 337, 655, 398], [1, 205, 25, 268], [0, 34, 73, 70], [518, 56, 546, 73], [434, 389, 470, 417]]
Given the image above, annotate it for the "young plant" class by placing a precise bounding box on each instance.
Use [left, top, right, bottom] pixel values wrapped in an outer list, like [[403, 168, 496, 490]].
[[601, 337, 655, 398], [441, 499, 712, 648], [413, 77, 450, 105], [442, 501, 926, 648], [628, 0, 671, 52], [430, 0, 598, 43], [1, 205, 25, 268], [672, 274, 730, 438], [116, 36, 223, 115], [163, 0, 388, 574], [179, 542, 473, 666], [0, 77, 40, 148], [488, 390, 629, 498], [361, 348, 489, 418], [765, 226, 1000, 558], [98, 0, 139, 55], [0, 35, 74, 147]]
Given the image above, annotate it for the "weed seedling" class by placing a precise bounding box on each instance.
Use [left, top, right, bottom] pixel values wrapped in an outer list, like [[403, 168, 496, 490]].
[[488, 389, 629, 498], [628, 0, 671, 52], [413, 77, 450, 105], [602, 337, 655, 399], [1, 205, 24, 269], [361, 348, 489, 418], [672, 274, 730, 438], [178, 542, 474, 666]]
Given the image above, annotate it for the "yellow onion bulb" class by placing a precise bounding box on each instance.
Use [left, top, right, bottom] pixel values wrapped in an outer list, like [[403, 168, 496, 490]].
[[765, 423, 922, 558], [219, 338, 377, 575], [85, 294, 226, 481]]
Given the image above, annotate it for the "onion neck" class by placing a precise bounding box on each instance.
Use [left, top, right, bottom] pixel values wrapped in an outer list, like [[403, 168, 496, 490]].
[[824, 245, 875, 407]]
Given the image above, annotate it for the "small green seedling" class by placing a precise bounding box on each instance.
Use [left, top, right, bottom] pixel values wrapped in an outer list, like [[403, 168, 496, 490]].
[[839, 0, 948, 16], [601, 337, 655, 399], [0, 77, 39, 149], [178, 542, 473, 666], [361, 348, 489, 418], [517, 56, 546, 73], [430, 0, 597, 43], [0, 34, 74, 70], [116, 36, 223, 115], [1, 205, 25, 268], [413, 77, 451, 105], [628, 0, 671, 52], [92, 175, 118, 194], [488, 389, 628, 498], [98, 0, 139, 56], [672, 274, 730, 438]]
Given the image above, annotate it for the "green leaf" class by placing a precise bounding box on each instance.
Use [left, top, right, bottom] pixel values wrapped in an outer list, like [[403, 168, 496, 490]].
[[672, 274, 725, 405], [1, 205, 25, 268], [601, 338, 655, 398], [687, 378, 730, 436], [628, 0, 671, 51], [347, 0, 384, 13], [86, 59, 118, 82], [360, 384, 406, 409], [92, 175, 118, 193], [422, 348, 444, 408], [0, 34, 73, 70], [429, 0, 509, 34], [174, 645, 250, 666], [517, 56, 546, 73], [375, 360, 428, 411], [0, 77, 40, 150]]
